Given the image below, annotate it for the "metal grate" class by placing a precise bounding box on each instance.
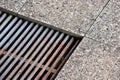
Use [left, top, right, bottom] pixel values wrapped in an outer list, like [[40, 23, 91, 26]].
[[0, 8, 82, 80]]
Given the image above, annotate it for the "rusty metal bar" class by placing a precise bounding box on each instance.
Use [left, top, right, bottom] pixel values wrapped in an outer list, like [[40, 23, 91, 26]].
[[50, 39, 79, 80], [0, 23, 37, 79], [0, 15, 12, 31], [13, 28, 49, 79], [35, 35, 70, 80], [0, 13, 7, 23], [0, 50, 57, 73], [13, 28, 51, 79], [20, 30, 57, 80], [27, 33, 64, 80], [43, 38, 74, 80], [3, 20, 28, 50], [0, 21, 29, 65], [6, 25, 44, 79], [0, 50, 6, 60], [0, 17, 18, 41], [0, 19, 23, 65], [0, 23, 33, 72], [0, 9, 81, 80]]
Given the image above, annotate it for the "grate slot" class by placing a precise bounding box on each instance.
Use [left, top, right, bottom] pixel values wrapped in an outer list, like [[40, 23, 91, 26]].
[[51, 40, 80, 79], [0, 21, 30, 66], [35, 35, 70, 79], [0, 11, 2, 15], [1, 52, 56, 73], [0, 17, 18, 42], [0, 18, 22, 49], [0, 23, 37, 79], [13, 28, 50, 79], [42, 37, 74, 80], [0, 9, 83, 80], [0, 21, 29, 66], [0, 15, 13, 32], [27, 33, 64, 79], [6, 25, 44, 79], [4, 21, 28, 51], [19, 30, 55, 80]]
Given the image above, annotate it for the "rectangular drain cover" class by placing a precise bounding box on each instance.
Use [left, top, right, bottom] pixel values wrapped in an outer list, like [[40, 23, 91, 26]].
[[0, 8, 83, 80]]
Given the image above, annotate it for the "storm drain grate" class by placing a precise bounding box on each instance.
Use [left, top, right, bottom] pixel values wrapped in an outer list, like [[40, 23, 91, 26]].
[[0, 8, 83, 80]]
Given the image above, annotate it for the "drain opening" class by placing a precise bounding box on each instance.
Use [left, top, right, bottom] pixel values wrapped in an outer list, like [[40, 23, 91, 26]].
[[0, 8, 83, 80]]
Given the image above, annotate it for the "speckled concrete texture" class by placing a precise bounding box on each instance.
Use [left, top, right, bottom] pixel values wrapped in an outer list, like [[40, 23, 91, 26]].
[[56, 37, 120, 80], [0, 0, 120, 80], [87, 0, 120, 47], [18, 0, 109, 35], [0, 0, 27, 12]]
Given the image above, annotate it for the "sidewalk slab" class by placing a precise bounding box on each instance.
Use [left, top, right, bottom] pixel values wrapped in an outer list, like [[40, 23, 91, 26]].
[[0, 0, 119, 80], [0, 0, 27, 12], [87, 0, 120, 47], [18, 0, 109, 36], [56, 37, 120, 80]]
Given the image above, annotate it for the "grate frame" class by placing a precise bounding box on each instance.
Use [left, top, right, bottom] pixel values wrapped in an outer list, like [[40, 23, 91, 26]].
[[0, 7, 83, 80], [0, 7, 82, 38]]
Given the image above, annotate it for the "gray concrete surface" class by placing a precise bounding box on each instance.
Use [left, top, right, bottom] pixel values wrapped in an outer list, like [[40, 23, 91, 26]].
[[0, 0, 120, 80], [0, 0, 27, 12], [56, 37, 120, 80], [87, 0, 120, 47], [18, 0, 109, 36]]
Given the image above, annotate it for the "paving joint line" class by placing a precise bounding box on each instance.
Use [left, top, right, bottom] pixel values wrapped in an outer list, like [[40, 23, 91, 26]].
[[84, 0, 111, 37], [85, 36, 110, 46], [14, 0, 111, 48], [79, 37, 117, 53]]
